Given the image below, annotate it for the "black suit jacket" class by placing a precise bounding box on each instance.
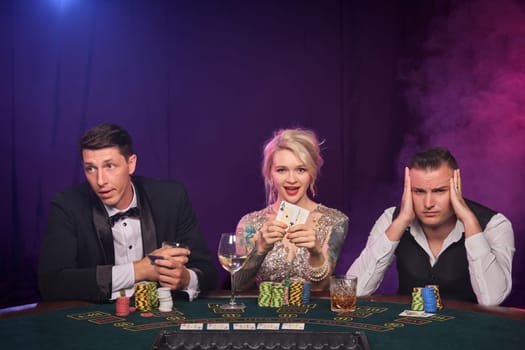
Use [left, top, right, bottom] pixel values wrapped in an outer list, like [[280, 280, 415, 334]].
[[38, 176, 217, 302]]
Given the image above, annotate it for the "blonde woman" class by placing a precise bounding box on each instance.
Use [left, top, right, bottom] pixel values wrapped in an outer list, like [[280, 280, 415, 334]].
[[235, 128, 348, 291]]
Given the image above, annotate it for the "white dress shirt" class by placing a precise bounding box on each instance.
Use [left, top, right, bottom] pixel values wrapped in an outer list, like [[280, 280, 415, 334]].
[[107, 184, 199, 300], [347, 206, 515, 306]]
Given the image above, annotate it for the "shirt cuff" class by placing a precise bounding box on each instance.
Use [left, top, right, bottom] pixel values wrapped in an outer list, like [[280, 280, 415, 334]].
[[181, 268, 200, 301]]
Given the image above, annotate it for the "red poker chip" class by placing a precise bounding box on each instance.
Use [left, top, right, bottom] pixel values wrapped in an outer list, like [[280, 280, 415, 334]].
[[115, 300, 130, 317], [140, 312, 154, 317], [129, 307, 137, 312]]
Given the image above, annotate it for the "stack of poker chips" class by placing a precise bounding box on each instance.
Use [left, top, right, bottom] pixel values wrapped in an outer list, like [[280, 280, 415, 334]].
[[258, 282, 274, 307], [411, 287, 424, 311], [134, 281, 156, 312], [270, 283, 285, 307], [148, 282, 160, 309], [425, 284, 443, 310], [258, 281, 292, 307], [288, 279, 303, 306], [302, 281, 311, 304], [115, 296, 131, 316], [422, 287, 437, 313], [258, 279, 311, 307], [283, 280, 290, 305], [157, 287, 174, 312]]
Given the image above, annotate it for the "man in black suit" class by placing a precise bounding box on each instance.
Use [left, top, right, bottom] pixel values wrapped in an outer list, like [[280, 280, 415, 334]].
[[38, 124, 217, 302]]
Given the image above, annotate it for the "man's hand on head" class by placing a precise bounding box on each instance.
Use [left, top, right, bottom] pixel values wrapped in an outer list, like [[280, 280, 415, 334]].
[[449, 169, 481, 238], [387, 167, 415, 242]]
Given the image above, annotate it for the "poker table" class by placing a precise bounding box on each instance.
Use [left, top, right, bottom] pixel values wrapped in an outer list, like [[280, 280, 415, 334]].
[[1, 291, 523, 350]]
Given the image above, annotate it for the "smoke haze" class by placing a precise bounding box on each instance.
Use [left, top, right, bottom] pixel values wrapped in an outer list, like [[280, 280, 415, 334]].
[[402, 0, 525, 304], [403, 0, 525, 219]]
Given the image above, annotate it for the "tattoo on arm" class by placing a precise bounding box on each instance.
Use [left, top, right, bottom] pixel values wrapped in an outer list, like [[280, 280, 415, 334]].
[[327, 219, 349, 268]]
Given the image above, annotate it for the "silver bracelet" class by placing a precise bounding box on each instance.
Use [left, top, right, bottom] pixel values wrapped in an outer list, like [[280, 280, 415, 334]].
[[309, 258, 329, 282]]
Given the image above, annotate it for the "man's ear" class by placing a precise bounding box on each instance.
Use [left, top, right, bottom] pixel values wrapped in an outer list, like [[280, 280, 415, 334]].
[[128, 154, 137, 175]]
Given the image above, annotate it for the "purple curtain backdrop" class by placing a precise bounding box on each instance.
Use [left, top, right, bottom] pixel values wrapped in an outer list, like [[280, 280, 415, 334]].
[[1, 0, 523, 308]]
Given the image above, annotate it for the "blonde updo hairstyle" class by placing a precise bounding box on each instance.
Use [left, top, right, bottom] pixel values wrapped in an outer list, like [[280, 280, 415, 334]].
[[262, 128, 324, 205]]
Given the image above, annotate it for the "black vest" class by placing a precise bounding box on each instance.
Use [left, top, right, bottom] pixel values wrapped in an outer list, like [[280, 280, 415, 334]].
[[393, 199, 496, 302]]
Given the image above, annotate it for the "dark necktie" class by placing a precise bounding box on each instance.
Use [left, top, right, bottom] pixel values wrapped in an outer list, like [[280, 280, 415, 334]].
[[110, 207, 140, 227]]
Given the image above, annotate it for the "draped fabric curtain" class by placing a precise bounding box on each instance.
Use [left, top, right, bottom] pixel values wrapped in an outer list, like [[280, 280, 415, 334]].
[[1, 0, 523, 308]]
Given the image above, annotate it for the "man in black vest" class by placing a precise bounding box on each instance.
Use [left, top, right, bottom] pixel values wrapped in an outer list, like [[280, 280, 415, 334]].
[[347, 147, 514, 305], [38, 124, 217, 302]]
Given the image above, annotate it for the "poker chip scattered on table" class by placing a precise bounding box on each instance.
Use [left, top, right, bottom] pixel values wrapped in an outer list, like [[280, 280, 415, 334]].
[[140, 312, 154, 317]]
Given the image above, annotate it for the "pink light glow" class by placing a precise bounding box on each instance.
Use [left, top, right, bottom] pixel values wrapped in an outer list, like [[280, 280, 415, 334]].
[[402, 0, 525, 220], [401, 0, 525, 305]]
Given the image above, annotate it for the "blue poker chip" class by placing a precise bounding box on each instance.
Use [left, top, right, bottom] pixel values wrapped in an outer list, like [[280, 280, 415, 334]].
[[302, 281, 311, 303]]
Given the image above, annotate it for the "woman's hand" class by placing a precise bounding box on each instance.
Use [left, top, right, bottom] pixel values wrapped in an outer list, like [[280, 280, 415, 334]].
[[286, 223, 321, 256], [256, 220, 287, 255]]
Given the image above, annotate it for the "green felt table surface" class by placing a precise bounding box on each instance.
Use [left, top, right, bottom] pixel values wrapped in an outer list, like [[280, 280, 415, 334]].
[[1, 297, 522, 350]]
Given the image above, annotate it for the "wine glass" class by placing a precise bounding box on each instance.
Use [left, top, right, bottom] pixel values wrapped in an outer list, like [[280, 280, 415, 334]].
[[217, 232, 252, 309]]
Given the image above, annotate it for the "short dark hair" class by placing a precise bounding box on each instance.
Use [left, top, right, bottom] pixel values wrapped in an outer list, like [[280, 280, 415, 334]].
[[79, 124, 133, 159], [409, 147, 458, 170]]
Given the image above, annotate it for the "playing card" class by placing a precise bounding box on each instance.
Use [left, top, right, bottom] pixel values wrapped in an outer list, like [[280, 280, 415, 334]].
[[147, 254, 165, 265], [180, 323, 204, 330], [398, 310, 434, 317], [233, 323, 257, 330], [276, 201, 310, 227], [281, 323, 305, 330], [294, 205, 310, 225]]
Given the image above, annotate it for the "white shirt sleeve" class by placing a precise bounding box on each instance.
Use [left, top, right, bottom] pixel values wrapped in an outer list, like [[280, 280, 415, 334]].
[[465, 213, 515, 306], [181, 268, 200, 301], [111, 263, 135, 299], [111, 264, 201, 301], [346, 207, 399, 296]]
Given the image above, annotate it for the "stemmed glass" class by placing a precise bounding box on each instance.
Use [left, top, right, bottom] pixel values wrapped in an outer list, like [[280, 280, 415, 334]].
[[217, 232, 253, 309]]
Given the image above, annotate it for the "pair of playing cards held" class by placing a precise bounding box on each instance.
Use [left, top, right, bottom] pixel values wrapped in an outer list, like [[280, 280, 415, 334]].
[[276, 201, 310, 228]]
